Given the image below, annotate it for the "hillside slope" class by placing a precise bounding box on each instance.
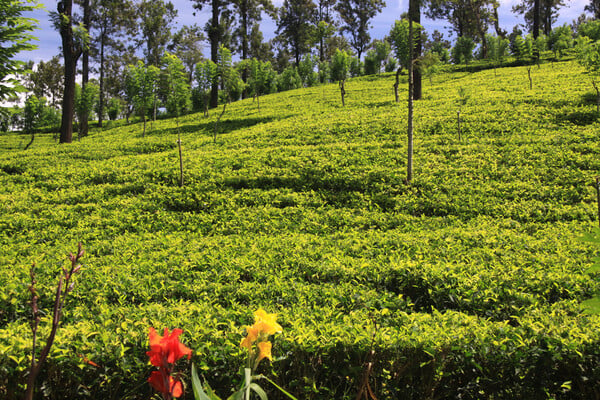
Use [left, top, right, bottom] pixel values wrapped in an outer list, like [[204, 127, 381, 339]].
[[2, 61, 600, 399]]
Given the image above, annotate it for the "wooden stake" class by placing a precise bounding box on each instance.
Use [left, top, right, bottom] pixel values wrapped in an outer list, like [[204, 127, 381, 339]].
[[407, 18, 414, 184], [596, 177, 600, 228]]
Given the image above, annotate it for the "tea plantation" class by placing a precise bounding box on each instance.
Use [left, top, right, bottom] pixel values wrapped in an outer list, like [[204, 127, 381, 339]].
[[2, 60, 600, 399]]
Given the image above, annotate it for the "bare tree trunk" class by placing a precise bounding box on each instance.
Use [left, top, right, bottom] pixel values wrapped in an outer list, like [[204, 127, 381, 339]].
[[407, 18, 414, 184], [394, 67, 401, 103], [99, 31, 106, 128], [409, 0, 421, 100], [177, 117, 183, 187], [59, 0, 77, 144], [80, 0, 90, 137], [596, 176, 600, 228], [209, 0, 220, 108], [142, 107, 147, 137], [457, 110, 461, 141], [340, 80, 346, 106], [593, 80, 600, 114], [527, 66, 532, 90]]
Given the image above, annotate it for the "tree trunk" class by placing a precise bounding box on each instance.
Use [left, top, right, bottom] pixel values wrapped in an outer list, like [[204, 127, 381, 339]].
[[210, 0, 220, 108], [177, 118, 183, 187], [59, 0, 76, 144], [339, 80, 346, 106], [593, 80, 600, 114], [409, 0, 421, 100], [80, 0, 90, 137], [533, 0, 540, 38], [394, 67, 401, 103], [407, 18, 414, 184], [241, 1, 249, 99], [493, 6, 506, 38], [99, 30, 106, 128]]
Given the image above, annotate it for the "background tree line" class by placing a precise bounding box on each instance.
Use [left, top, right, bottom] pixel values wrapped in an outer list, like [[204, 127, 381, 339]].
[[3, 0, 600, 140]]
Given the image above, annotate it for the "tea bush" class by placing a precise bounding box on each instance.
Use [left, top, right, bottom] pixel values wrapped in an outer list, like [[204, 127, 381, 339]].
[[1, 60, 600, 399]]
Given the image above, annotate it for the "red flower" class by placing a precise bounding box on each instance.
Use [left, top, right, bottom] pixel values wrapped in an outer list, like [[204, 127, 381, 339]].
[[147, 327, 192, 367], [148, 371, 183, 398]]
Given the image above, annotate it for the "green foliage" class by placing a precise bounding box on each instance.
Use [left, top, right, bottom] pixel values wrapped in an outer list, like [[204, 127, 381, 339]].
[[0, 0, 40, 100], [576, 37, 600, 74], [389, 19, 423, 70], [217, 46, 244, 102], [194, 59, 218, 115], [486, 34, 509, 66], [247, 58, 277, 99], [417, 52, 441, 84], [107, 97, 123, 121], [318, 60, 330, 83], [276, 66, 302, 92], [364, 39, 391, 75], [2, 60, 600, 399], [161, 52, 191, 116], [512, 35, 533, 60], [548, 24, 574, 58], [578, 20, 600, 42], [330, 49, 350, 82], [297, 55, 319, 87], [23, 95, 43, 134], [76, 82, 100, 123], [23, 95, 60, 133], [125, 61, 160, 119], [452, 36, 475, 65], [349, 57, 362, 77]]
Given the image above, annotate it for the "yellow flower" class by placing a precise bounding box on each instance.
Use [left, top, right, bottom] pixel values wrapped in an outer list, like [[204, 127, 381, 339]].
[[253, 309, 283, 335], [257, 341, 272, 362], [240, 325, 260, 350]]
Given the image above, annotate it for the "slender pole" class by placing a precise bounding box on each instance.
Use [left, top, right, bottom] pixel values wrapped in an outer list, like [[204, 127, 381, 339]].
[[177, 117, 183, 187], [407, 18, 414, 184], [457, 110, 461, 142], [595, 177, 600, 228]]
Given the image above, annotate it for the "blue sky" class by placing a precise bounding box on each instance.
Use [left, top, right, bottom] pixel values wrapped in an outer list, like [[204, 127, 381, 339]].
[[19, 0, 589, 63]]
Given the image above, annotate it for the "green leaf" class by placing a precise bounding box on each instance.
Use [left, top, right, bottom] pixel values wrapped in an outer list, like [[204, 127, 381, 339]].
[[254, 375, 299, 400], [250, 383, 268, 400], [581, 296, 600, 314], [226, 389, 244, 400], [191, 363, 221, 400]]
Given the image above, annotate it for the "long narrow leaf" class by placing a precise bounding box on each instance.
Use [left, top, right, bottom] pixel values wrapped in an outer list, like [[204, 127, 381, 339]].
[[191, 364, 221, 400], [250, 383, 268, 400], [254, 375, 298, 400]]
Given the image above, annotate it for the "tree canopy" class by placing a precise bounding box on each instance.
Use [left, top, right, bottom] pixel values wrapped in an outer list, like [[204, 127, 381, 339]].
[[0, 0, 40, 100]]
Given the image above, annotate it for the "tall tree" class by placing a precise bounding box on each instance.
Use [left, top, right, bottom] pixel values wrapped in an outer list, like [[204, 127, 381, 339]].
[[231, 0, 275, 61], [316, 0, 337, 61], [409, 0, 423, 99], [335, 0, 385, 60], [191, 0, 231, 108], [427, 0, 496, 58], [26, 56, 64, 108], [89, 0, 136, 128], [138, 0, 177, 66], [0, 0, 40, 101], [249, 23, 274, 61], [512, 0, 565, 36], [126, 61, 159, 137], [56, 0, 89, 144], [585, 0, 600, 20], [389, 18, 423, 102], [73, 0, 91, 136], [168, 24, 206, 82], [276, 0, 318, 66]]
